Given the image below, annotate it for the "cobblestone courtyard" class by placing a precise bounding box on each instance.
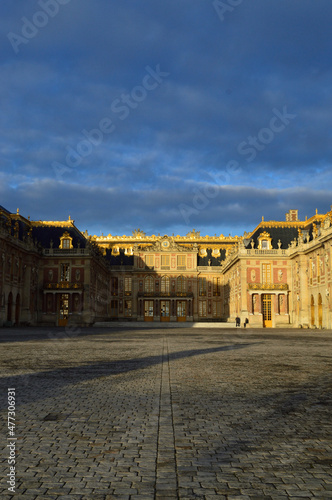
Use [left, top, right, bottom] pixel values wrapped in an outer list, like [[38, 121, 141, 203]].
[[0, 326, 331, 499]]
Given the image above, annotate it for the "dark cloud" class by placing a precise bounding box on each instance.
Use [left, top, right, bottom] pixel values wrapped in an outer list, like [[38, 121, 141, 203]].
[[1, 178, 331, 239], [1, 0, 332, 236]]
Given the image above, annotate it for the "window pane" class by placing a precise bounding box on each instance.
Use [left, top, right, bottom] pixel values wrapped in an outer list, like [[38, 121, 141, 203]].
[[144, 276, 154, 293], [124, 277, 132, 293], [161, 276, 170, 293], [199, 278, 207, 296], [60, 263, 70, 281]]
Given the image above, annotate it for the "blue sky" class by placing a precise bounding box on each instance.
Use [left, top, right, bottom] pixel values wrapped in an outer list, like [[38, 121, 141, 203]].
[[1, 0, 332, 237]]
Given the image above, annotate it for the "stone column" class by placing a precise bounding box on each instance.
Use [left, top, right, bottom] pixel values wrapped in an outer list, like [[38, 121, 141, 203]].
[[248, 293, 253, 314], [258, 293, 262, 314], [284, 293, 289, 314]]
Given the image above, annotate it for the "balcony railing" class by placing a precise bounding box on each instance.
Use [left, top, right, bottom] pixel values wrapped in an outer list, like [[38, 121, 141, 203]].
[[45, 282, 84, 290], [248, 283, 288, 291], [137, 291, 194, 298], [43, 248, 88, 255], [244, 249, 287, 255]]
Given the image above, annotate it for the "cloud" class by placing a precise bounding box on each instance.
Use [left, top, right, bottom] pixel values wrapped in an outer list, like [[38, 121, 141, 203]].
[[1, 175, 331, 238], [1, 0, 331, 236]]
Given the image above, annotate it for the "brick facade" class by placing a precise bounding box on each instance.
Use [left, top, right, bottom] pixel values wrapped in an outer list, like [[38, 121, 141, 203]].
[[1, 205, 332, 328]]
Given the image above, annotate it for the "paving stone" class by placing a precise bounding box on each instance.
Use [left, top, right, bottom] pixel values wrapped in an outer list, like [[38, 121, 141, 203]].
[[0, 327, 332, 498]]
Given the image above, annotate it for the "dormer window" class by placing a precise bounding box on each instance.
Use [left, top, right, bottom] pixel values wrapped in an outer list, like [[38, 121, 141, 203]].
[[257, 231, 272, 250], [60, 231, 73, 249]]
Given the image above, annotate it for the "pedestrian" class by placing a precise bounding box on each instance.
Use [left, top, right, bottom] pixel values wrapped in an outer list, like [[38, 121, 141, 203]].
[[235, 316, 240, 327], [244, 318, 249, 328]]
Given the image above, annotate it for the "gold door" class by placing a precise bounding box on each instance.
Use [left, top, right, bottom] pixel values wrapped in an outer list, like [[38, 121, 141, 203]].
[[160, 300, 170, 322], [59, 294, 69, 326], [262, 294, 272, 328], [177, 301, 186, 322], [144, 300, 154, 321]]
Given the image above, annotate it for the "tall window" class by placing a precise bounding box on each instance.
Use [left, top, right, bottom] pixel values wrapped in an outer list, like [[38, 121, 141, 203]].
[[110, 300, 118, 317], [213, 277, 221, 296], [124, 277, 132, 295], [60, 263, 70, 282], [124, 300, 132, 317], [309, 258, 313, 284], [111, 277, 118, 295], [144, 276, 154, 293], [199, 300, 207, 317], [199, 277, 207, 296], [262, 264, 271, 283], [213, 301, 222, 318], [161, 255, 170, 269], [145, 255, 154, 269], [177, 276, 186, 294], [161, 276, 170, 294], [177, 255, 186, 269]]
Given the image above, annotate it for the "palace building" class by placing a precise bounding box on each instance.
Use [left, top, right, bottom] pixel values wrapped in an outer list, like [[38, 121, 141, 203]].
[[1, 204, 332, 328]]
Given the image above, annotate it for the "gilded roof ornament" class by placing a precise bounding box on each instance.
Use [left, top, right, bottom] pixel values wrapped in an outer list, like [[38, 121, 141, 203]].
[[186, 229, 200, 239], [132, 229, 146, 238]]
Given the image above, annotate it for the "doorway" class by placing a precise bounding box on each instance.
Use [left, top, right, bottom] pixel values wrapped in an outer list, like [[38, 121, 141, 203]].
[[262, 294, 272, 327], [144, 300, 154, 321], [160, 300, 170, 322], [59, 293, 69, 326], [177, 301, 186, 322]]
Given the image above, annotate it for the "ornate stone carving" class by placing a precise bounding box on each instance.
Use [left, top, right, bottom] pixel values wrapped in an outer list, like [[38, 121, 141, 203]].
[[142, 238, 193, 253], [186, 229, 200, 238], [132, 229, 146, 238]]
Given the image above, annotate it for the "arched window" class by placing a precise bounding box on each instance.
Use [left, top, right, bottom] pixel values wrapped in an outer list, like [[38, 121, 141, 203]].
[[144, 276, 154, 293], [177, 276, 186, 294], [161, 276, 170, 294]]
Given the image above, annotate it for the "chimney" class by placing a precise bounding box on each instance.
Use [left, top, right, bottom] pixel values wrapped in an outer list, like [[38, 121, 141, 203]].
[[285, 209, 298, 222]]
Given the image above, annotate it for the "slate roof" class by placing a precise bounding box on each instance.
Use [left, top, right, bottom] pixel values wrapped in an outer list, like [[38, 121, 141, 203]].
[[197, 248, 227, 266], [245, 225, 302, 249], [0, 207, 31, 242], [105, 249, 134, 266], [0, 205, 11, 214], [32, 225, 87, 248]]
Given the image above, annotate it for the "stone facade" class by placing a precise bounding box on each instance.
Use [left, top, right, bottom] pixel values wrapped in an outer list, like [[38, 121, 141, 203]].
[[1, 204, 332, 328]]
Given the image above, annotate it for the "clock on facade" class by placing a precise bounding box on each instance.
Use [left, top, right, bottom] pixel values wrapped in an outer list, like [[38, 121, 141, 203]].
[[162, 240, 170, 248]]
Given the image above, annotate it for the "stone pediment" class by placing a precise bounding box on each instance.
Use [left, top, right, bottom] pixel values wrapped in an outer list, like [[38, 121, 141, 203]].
[[141, 237, 196, 253]]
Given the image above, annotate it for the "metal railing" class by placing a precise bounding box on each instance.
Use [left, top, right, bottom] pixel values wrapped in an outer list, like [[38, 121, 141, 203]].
[[45, 282, 84, 290]]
